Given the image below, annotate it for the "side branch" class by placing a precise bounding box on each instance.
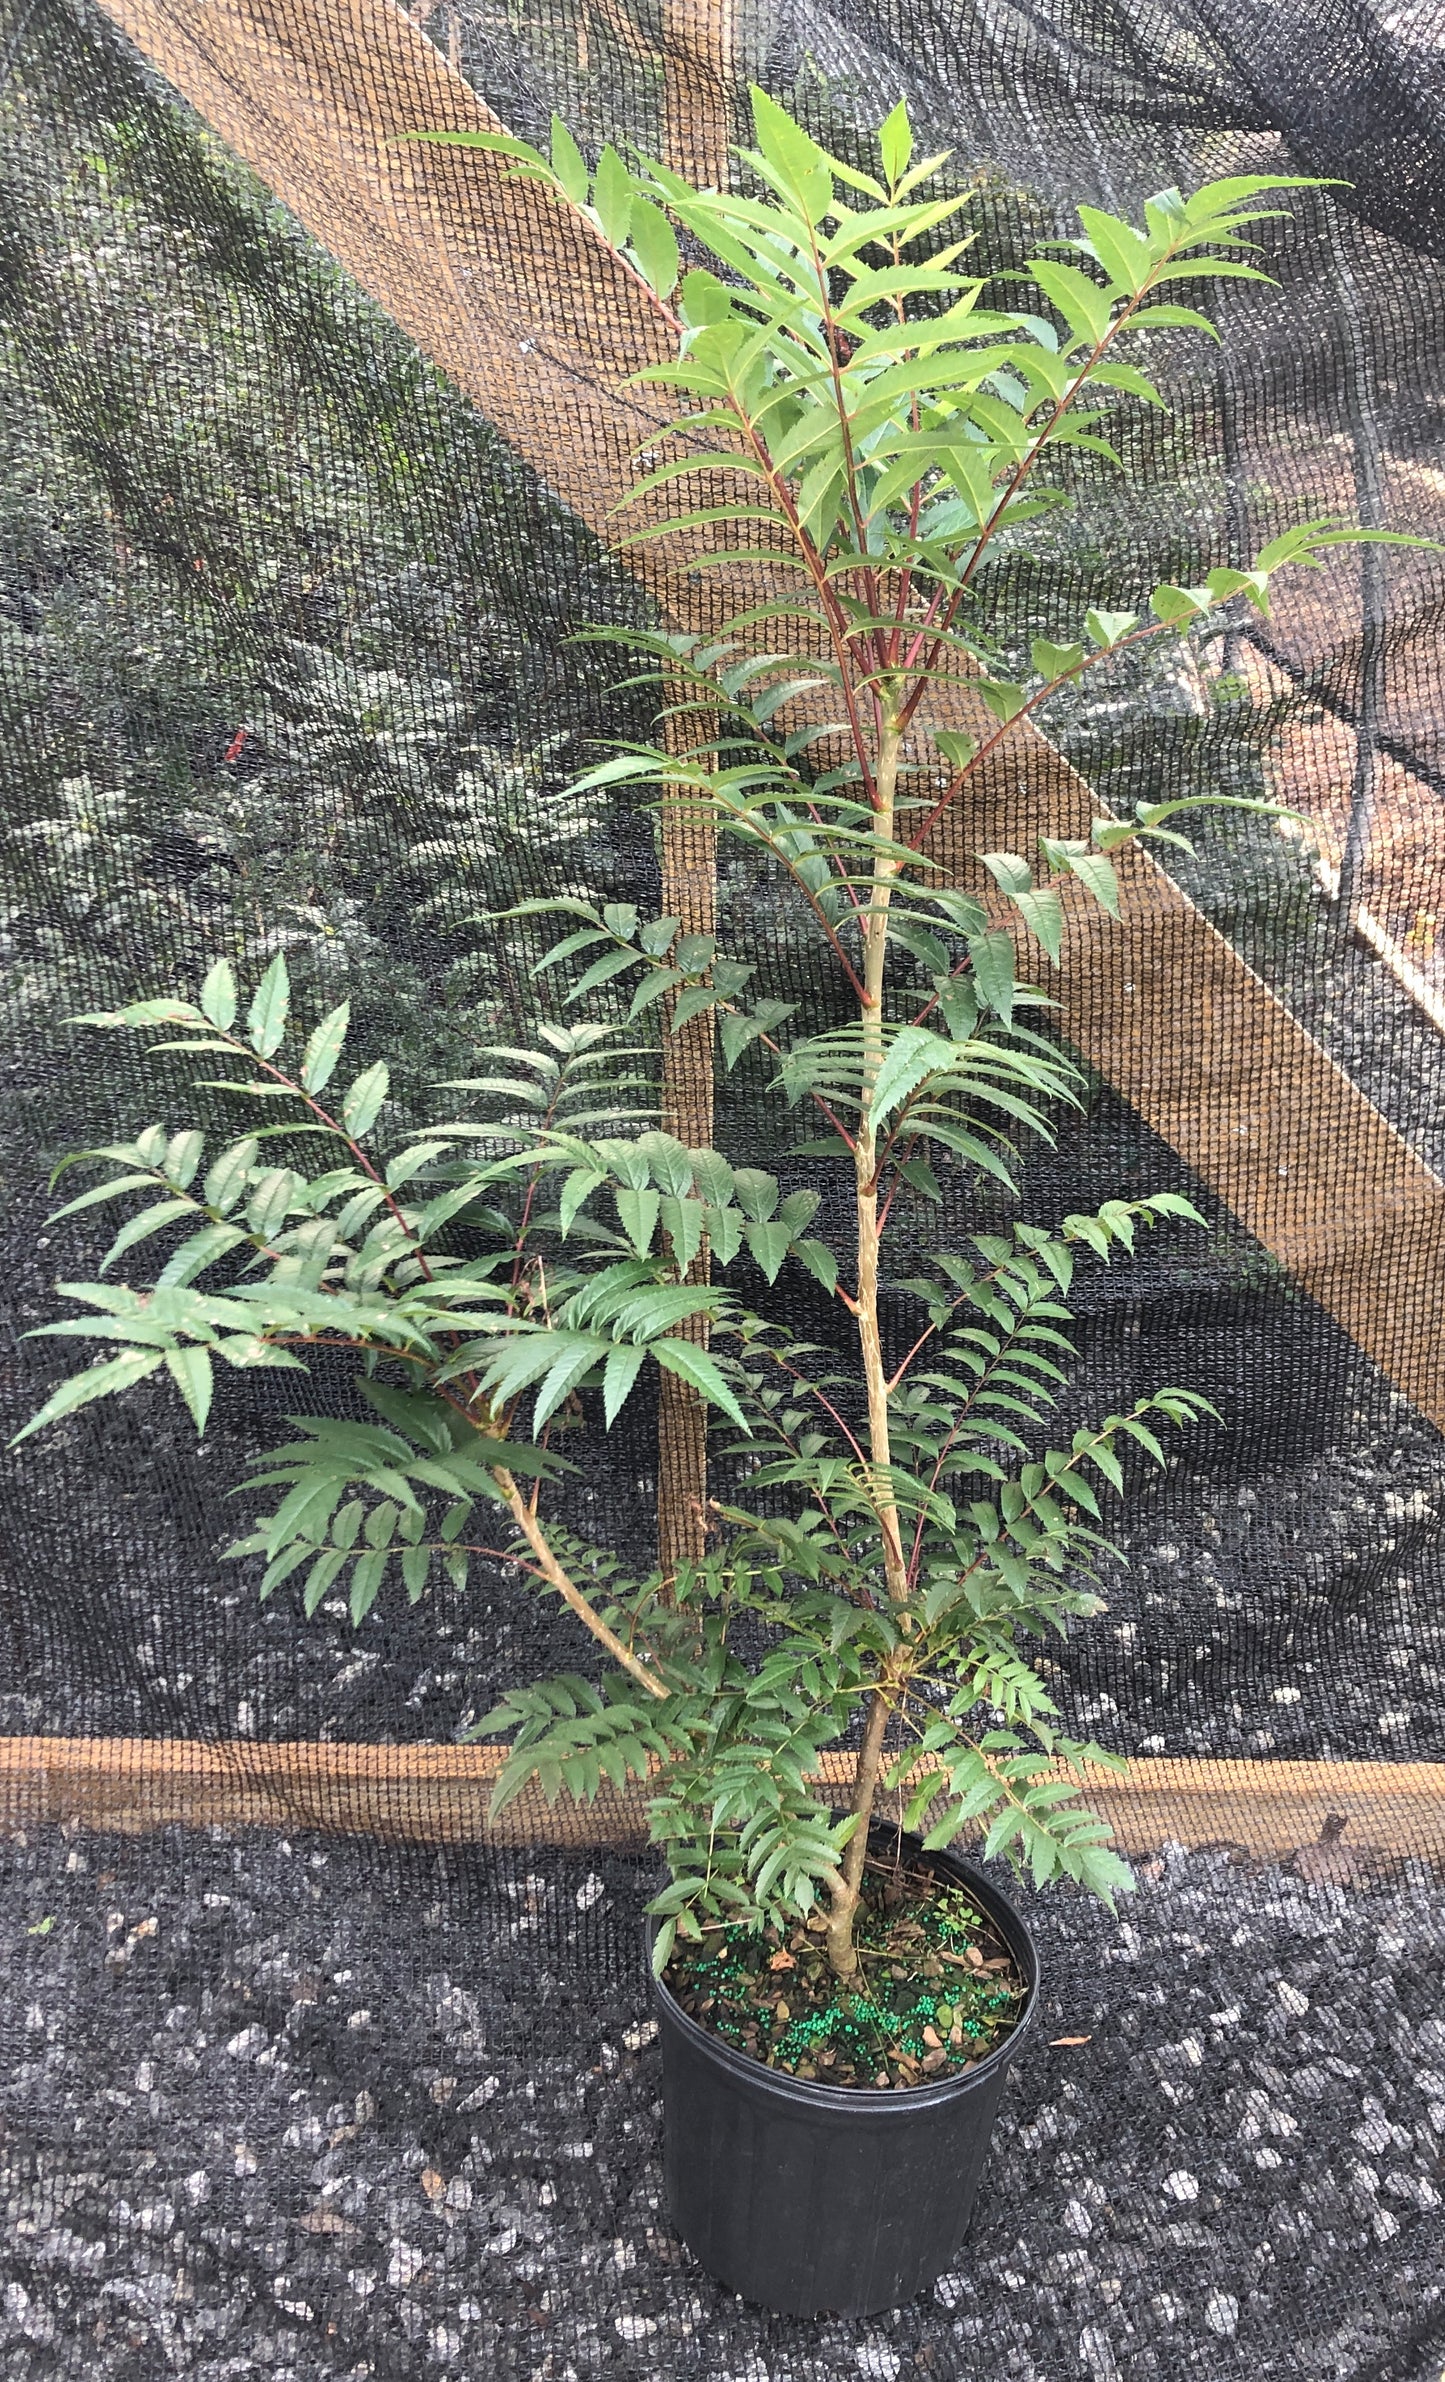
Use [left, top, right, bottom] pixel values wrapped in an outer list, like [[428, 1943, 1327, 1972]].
[[494, 1469, 671, 1699]]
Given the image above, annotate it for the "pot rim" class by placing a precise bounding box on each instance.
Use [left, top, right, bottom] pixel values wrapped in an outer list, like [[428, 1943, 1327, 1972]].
[[648, 1840, 1041, 2112]]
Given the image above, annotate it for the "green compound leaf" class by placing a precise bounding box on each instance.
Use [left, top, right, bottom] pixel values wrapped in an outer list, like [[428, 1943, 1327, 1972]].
[[550, 114, 589, 206], [651, 1337, 747, 1429], [629, 196, 680, 295], [341, 1062, 390, 1140], [11, 1349, 165, 1447], [199, 959, 238, 1032], [301, 1002, 351, 1094], [165, 1345, 214, 1434], [246, 953, 290, 1060]]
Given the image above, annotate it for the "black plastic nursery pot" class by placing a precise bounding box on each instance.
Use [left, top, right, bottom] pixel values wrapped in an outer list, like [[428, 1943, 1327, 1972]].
[[648, 1833, 1040, 2317]]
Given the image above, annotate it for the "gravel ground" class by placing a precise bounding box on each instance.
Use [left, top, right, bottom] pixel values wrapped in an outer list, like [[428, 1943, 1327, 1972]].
[[4, 1826, 1444, 2382]]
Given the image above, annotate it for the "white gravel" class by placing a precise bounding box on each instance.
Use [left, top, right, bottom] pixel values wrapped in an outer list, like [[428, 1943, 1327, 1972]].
[[3, 1826, 1443, 2379]]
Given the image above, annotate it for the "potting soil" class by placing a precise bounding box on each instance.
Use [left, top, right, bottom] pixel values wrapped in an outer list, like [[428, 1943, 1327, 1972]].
[[662, 1857, 1026, 2090]]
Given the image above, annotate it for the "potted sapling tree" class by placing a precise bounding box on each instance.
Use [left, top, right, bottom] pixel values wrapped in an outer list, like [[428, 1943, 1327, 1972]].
[[17, 97, 1399, 2315]]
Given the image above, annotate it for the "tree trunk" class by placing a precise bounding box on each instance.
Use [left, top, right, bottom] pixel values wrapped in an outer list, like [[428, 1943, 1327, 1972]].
[[825, 707, 909, 1977]]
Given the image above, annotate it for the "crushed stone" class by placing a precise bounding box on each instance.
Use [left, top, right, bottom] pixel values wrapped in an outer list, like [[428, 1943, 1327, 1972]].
[[3, 1827, 1443, 2379]]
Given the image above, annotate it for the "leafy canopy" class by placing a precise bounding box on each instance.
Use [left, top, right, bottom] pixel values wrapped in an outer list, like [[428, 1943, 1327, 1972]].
[[21, 96, 1412, 1978]]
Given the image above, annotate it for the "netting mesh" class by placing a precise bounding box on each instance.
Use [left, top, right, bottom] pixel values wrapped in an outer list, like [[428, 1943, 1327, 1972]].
[[2, 1, 1444, 2374]]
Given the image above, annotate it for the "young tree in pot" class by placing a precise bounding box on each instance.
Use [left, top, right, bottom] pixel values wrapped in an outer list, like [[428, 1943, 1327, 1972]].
[[18, 100, 1398, 2315]]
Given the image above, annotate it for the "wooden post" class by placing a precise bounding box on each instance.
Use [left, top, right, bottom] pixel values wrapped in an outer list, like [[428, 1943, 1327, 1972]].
[[654, 0, 734, 1573], [661, 0, 736, 190]]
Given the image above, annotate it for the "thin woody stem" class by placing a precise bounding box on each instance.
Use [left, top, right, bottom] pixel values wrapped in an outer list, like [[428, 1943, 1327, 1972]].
[[494, 1469, 670, 1700], [901, 615, 1171, 855], [759, 1346, 869, 1465], [826, 1683, 893, 1978], [657, 781, 869, 998], [854, 713, 911, 1612], [723, 393, 880, 809], [816, 703, 918, 1983]]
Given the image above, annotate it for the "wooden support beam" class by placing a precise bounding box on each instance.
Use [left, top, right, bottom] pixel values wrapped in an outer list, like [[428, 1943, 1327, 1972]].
[[930, 765, 1445, 1429], [653, 4, 733, 1571], [84, 0, 1445, 1430], [2, 1736, 1441, 1871], [1318, 861, 1445, 1040], [661, 0, 736, 188], [1244, 643, 1445, 1041]]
